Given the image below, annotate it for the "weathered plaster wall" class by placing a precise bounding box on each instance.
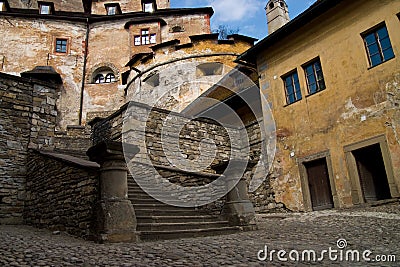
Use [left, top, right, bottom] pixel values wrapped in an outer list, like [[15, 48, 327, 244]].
[[24, 150, 99, 239], [7, 0, 85, 12], [0, 1, 215, 129], [81, 13, 213, 125], [81, 20, 131, 124], [0, 73, 58, 224], [91, 0, 170, 15], [161, 14, 211, 44], [0, 16, 86, 128], [126, 36, 253, 113], [256, 0, 400, 211]]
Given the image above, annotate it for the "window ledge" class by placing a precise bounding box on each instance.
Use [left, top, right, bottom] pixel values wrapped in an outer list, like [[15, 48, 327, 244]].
[[306, 88, 326, 98], [283, 98, 302, 107]]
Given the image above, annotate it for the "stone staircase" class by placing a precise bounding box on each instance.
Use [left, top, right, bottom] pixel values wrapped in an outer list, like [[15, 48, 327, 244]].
[[127, 177, 241, 241]]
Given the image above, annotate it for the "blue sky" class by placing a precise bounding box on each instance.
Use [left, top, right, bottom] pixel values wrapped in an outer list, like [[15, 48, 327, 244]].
[[171, 0, 315, 40]]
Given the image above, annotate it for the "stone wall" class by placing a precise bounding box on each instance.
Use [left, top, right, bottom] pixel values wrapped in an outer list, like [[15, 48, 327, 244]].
[[91, 101, 244, 171], [0, 73, 58, 224], [54, 125, 92, 158], [90, 101, 253, 209], [24, 150, 99, 239]]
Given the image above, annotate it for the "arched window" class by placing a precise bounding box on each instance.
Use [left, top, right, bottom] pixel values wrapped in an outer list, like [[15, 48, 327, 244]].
[[105, 73, 116, 83], [269, 2, 274, 9], [94, 74, 104, 84], [92, 67, 117, 84]]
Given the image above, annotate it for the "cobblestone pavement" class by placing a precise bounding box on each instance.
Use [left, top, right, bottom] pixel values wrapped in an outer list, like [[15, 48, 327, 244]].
[[1, 202, 399, 267]]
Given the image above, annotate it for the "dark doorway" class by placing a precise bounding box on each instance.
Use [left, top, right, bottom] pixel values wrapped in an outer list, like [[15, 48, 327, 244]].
[[304, 158, 334, 210], [352, 144, 391, 202]]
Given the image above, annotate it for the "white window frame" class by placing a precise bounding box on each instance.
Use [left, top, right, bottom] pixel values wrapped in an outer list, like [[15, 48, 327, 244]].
[[39, 4, 51, 14], [143, 2, 154, 12]]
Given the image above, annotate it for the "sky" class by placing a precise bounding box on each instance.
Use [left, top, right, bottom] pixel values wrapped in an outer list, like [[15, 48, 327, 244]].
[[171, 0, 316, 40]]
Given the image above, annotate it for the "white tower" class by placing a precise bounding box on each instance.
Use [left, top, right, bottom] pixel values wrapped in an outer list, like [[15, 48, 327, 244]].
[[265, 0, 290, 34]]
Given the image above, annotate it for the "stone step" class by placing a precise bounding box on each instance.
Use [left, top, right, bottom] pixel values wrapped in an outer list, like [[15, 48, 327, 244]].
[[137, 221, 230, 231], [127, 176, 245, 241], [132, 203, 202, 211], [128, 194, 186, 204], [136, 215, 224, 224], [134, 208, 205, 217], [138, 226, 241, 241], [129, 198, 164, 204]]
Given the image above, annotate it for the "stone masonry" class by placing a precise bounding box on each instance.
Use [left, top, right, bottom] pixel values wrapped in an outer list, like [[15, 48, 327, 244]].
[[0, 73, 59, 224], [24, 150, 99, 239]]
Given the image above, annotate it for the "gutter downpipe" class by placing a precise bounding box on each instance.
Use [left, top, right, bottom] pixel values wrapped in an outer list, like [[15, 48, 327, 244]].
[[79, 17, 90, 125]]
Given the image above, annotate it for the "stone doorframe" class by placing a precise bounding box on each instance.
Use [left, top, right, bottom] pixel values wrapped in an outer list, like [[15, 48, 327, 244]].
[[344, 135, 399, 205], [298, 151, 338, 212]]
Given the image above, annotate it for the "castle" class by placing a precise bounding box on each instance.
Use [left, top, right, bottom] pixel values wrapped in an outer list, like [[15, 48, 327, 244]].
[[0, 0, 399, 242]]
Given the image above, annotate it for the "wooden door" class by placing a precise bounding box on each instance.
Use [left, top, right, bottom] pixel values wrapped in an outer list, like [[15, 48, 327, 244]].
[[305, 158, 334, 210]]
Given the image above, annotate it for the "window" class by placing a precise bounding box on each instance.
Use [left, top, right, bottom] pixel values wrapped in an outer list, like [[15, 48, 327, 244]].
[[134, 29, 156, 46], [150, 34, 156, 44], [134, 36, 141, 46], [107, 6, 116, 15], [171, 25, 184, 33], [38, 2, 53, 14], [55, 38, 68, 53], [144, 72, 159, 87], [94, 74, 104, 84], [105, 3, 121, 15], [142, 0, 156, 12], [303, 59, 326, 95], [105, 73, 116, 83], [0, 1, 8, 12], [362, 24, 395, 67], [92, 67, 117, 84], [282, 71, 302, 104], [141, 29, 150, 45]]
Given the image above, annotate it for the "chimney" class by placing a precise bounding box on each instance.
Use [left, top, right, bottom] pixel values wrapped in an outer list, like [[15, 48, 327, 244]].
[[265, 0, 290, 34]]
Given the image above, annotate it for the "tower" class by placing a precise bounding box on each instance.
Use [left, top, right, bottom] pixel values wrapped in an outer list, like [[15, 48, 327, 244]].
[[265, 0, 290, 34]]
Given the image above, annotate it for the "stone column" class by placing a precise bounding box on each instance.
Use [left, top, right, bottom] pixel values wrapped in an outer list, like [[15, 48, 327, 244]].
[[224, 159, 257, 229], [87, 141, 139, 243]]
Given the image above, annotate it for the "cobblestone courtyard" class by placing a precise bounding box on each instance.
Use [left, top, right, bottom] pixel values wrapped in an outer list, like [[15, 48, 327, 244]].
[[1, 202, 399, 267]]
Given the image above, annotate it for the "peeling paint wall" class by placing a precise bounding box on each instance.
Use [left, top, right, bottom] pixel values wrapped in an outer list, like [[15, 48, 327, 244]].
[[0, 17, 86, 128], [161, 14, 211, 44], [126, 37, 253, 113], [256, 0, 400, 211]]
